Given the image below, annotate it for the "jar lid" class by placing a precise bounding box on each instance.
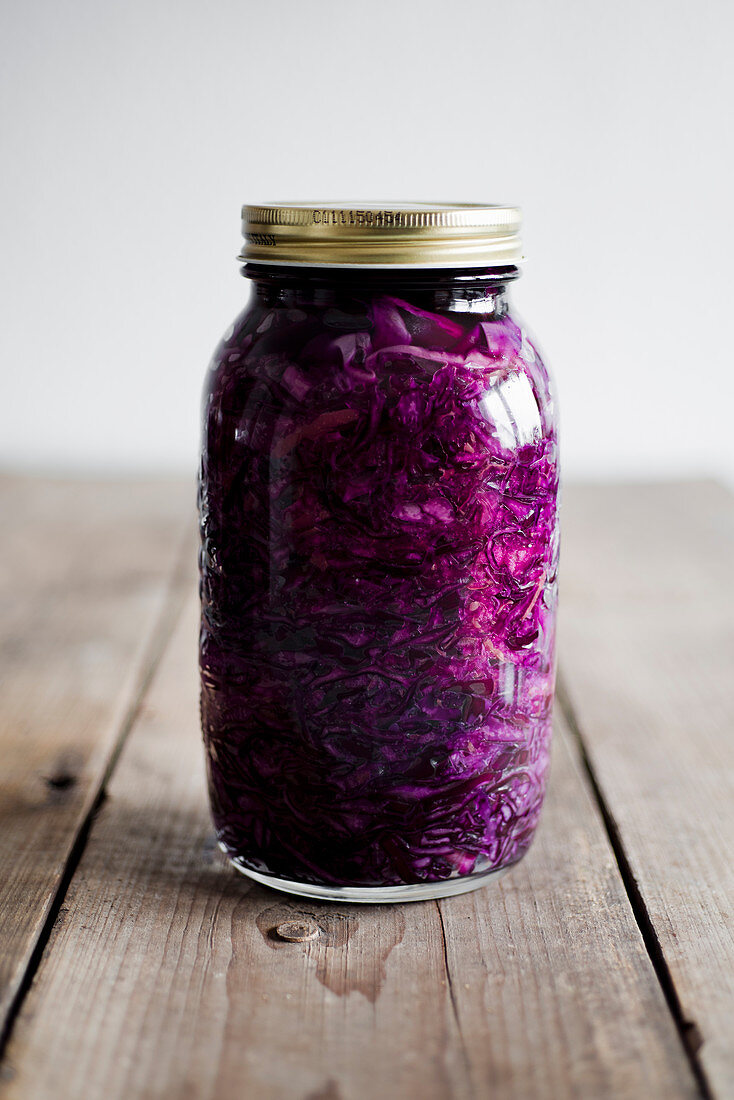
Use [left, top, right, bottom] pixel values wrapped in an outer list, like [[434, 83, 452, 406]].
[[239, 202, 522, 269]]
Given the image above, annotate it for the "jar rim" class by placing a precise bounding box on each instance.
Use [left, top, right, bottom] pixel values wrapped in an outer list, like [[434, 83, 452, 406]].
[[239, 202, 523, 269]]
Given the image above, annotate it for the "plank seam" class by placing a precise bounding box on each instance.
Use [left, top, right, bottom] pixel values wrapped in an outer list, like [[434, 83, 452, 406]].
[[0, 520, 193, 1067], [556, 673, 713, 1100], [435, 899, 476, 1098]]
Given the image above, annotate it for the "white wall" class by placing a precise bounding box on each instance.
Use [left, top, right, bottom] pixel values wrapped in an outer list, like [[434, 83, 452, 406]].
[[1, 0, 733, 482]]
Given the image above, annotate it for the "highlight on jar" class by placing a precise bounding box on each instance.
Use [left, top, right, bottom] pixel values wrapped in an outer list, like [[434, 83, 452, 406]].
[[198, 202, 559, 903]]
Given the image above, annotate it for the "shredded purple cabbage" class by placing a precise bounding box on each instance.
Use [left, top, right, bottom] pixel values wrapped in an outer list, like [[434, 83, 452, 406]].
[[199, 278, 558, 888]]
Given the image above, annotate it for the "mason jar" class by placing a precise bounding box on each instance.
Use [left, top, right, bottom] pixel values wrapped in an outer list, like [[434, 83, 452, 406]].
[[199, 203, 559, 902]]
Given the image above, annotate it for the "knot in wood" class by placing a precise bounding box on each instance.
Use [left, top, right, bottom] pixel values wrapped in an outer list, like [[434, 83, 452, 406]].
[[275, 918, 320, 943]]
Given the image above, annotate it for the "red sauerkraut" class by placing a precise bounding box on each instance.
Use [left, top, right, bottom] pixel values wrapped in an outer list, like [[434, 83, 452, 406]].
[[199, 268, 559, 889]]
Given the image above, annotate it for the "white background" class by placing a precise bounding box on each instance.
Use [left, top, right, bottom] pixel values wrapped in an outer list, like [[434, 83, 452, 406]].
[[1, 0, 732, 483]]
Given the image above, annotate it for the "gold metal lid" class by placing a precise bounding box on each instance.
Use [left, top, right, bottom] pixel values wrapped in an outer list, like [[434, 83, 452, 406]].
[[239, 202, 522, 269]]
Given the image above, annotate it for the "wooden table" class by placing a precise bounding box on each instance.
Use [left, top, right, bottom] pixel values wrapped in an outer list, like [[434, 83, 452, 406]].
[[0, 475, 732, 1099]]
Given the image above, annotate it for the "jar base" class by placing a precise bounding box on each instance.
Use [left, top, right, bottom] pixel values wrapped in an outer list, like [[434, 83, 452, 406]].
[[224, 851, 511, 903]]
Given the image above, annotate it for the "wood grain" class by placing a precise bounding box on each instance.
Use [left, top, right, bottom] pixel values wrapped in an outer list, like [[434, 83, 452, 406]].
[[0, 592, 697, 1100], [559, 480, 734, 1098], [0, 475, 191, 1036]]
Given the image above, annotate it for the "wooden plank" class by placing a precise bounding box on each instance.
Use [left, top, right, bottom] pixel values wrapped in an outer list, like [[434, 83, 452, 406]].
[[0, 593, 697, 1099], [0, 475, 191, 1038], [558, 480, 734, 1098]]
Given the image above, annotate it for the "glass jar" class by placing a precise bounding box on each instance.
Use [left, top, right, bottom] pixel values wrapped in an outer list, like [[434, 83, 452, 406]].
[[199, 203, 559, 902]]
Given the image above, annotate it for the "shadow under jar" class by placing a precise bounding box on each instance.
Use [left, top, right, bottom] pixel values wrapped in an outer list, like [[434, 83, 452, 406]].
[[199, 203, 559, 902]]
